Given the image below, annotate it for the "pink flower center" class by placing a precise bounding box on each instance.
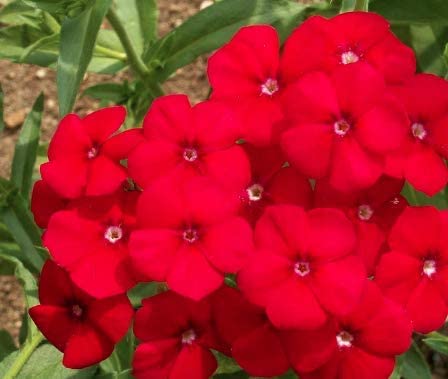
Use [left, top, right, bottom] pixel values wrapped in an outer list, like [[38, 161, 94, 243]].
[[423, 259, 436, 277], [87, 146, 99, 159], [247, 183, 264, 202], [341, 51, 360, 65], [411, 122, 427, 140], [294, 261, 311, 277], [104, 226, 123, 244], [334, 119, 351, 136], [357, 204, 374, 221], [336, 330, 354, 348], [181, 329, 196, 345], [183, 148, 198, 162], [183, 228, 199, 243], [71, 304, 83, 318], [261, 78, 279, 96]]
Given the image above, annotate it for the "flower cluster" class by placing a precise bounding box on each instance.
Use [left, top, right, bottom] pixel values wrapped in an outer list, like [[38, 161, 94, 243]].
[[29, 11, 448, 379]]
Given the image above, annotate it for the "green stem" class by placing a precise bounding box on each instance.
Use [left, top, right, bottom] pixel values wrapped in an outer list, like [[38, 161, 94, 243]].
[[106, 7, 150, 80], [354, 0, 369, 11], [3, 332, 44, 379], [94, 45, 127, 61]]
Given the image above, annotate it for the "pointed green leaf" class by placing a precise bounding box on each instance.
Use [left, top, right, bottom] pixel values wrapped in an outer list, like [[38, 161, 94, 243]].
[[11, 93, 43, 200], [57, 0, 112, 116], [424, 332, 448, 355], [399, 342, 432, 379]]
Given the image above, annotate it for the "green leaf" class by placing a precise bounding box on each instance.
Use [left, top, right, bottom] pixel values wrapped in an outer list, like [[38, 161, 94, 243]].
[[11, 93, 43, 200], [83, 82, 129, 103], [57, 0, 112, 116], [114, 0, 158, 56], [127, 282, 158, 307], [214, 352, 241, 375], [144, 0, 327, 82], [0, 0, 42, 28], [401, 182, 447, 208], [99, 328, 134, 376], [399, 342, 432, 379], [0, 330, 17, 361], [424, 332, 448, 355], [0, 178, 44, 274], [0, 344, 97, 378]]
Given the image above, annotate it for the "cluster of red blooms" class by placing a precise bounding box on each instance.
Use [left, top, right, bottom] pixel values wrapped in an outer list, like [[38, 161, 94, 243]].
[[29, 11, 448, 379]]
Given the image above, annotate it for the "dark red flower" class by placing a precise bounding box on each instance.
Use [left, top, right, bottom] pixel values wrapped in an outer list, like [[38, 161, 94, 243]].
[[128, 95, 250, 191], [297, 282, 412, 379], [281, 12, 415, 85], [129, 176, 253, 300], [238, 205, 366, 330], [40, 106, 143, 199], [211, 286, 290, 377], [133, 291, 225, 379], [239, 144, 312, 225], [281, 63, 409, 192], [43, 189, 139, 298], [314, 175, 408, 275], [386, 74, 448, 195], [375, 206, 448, 333], [29, 260, 133, 369], [208, 25, 284, 146], [31, 179, 68, 229]]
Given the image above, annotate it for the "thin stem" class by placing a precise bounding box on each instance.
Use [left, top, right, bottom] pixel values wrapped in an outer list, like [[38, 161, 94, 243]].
[[106, 7, 150, 80], [3, 332, 44, 379], [354, 0, 369, 11], [94, 45, 127, 61]]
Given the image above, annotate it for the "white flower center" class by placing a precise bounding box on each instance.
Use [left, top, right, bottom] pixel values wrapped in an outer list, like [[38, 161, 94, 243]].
[[336, 331, 354, 348], [423, 259, 436, 277], [247, 183, 264, 202], [341, 51, 360, 65], [357, 204, 374, 221], [411, 122, 427, 141], [334, 119, 351, 136], [183, 228, 199, 243], [294, 261, 310, 277], [261, 78, 279, 96], [183, 148, 198, 162], [104, 226, 123, 244], [87, 146, 98, 159], [181, 329, 196, 345], [71, 304, 83, 318]]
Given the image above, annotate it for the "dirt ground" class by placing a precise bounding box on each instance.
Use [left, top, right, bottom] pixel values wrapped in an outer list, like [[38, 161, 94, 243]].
[[0, 0, 208, 342]]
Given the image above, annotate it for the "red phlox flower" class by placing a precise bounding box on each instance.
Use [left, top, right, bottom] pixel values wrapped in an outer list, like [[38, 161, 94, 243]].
[[43, 188, 139, 298], [129, 176, 253, 300], [385, 74, 448, 196], [298, 282, 412, 379], [281, 63, 409, 192], [280, 12, 416, 85], [40, 106, 143, 199], [239, 143, 312, 226], [238, 205, 366, 330], [211, 285, 290, 377], [132, 290, 226, 379], [29, 260, 133, 369], [128, 95, 250, 192], [375, 206, 448, 333], [208, 25, 284, 146], [314, 175, 408, 275]]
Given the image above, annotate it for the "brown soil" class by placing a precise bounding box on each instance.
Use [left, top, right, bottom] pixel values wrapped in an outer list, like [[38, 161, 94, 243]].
[[0, 0, 208, 343]]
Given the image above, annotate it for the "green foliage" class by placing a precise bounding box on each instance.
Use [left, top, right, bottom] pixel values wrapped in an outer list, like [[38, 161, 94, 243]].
[[393, 342, 432, 379], [0, 331, 17, 361], [0, 85, 4, 135], [424, 332, 448, 355]]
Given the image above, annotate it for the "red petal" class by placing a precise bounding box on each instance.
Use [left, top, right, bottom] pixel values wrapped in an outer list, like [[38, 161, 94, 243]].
[[132, 339, 178, 379], [167, 246, 223, 300], [341, 347, 396, 379], [31, 180, 67, 228], [170, 344, 217, 379], [82, 106, 126, 143], [38, 260, 74, 305], [101, 128, 145, 161], [85, 155, 127, 197]]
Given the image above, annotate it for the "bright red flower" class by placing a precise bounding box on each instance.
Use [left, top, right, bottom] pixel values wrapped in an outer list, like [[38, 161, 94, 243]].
[[239, 144, 312, 225], [29, 260, 133, 369], [128, 95, 250, 191], [133, 290, 225, 379], [238, 205, 366, 330], [281, 12, 416, 85], [31, 179, 68, 229], [281, 63, 409, 192], [314, 175, 408, 275], [375, 206, 448, 333], [40, 106, 143, 199], [297, 282, 412, 379], [211, 286, 290, 377], [129, 176, 253, 300], [208, 25, 284, 146], [43, 189, 139, 298], [385, 74, 448, 195]]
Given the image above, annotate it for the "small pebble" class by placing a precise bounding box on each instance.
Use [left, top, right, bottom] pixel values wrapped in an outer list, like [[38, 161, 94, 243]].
[[200, 0, 213, 10], [35, 68, 47, 79], [5, 109, 26, 129]]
